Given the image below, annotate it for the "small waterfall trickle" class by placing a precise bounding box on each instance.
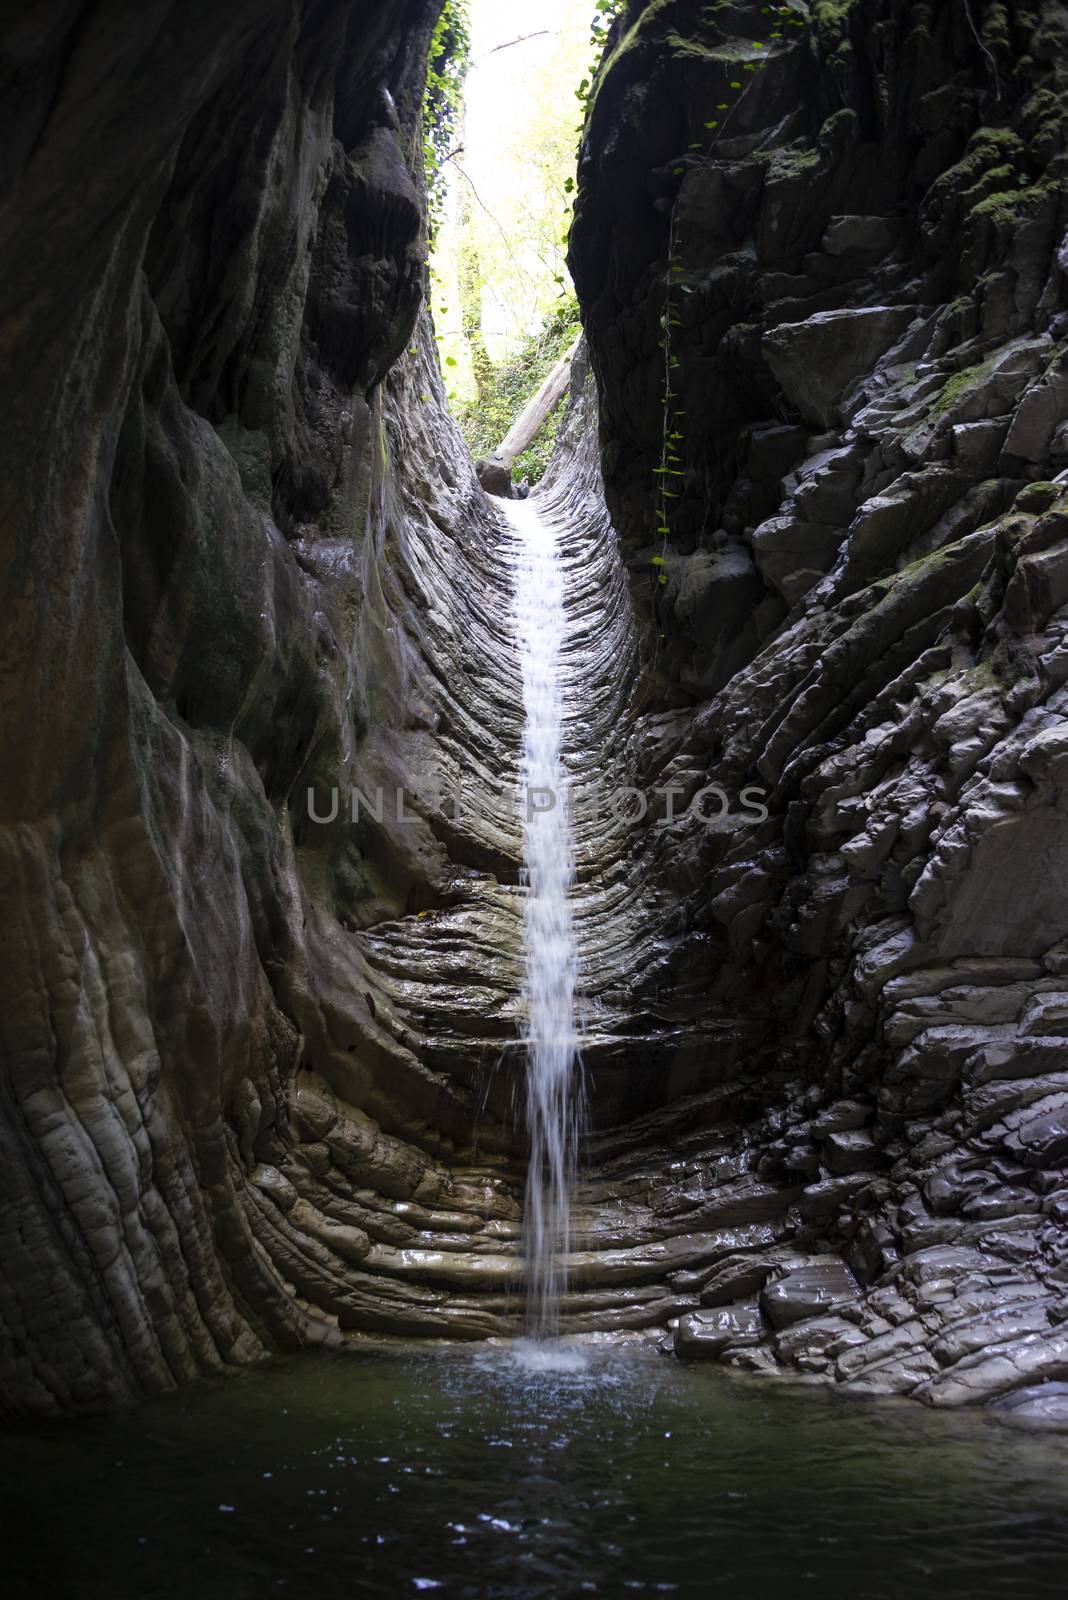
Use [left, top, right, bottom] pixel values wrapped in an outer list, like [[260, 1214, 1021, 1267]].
[[507, 496, 585, 1338]]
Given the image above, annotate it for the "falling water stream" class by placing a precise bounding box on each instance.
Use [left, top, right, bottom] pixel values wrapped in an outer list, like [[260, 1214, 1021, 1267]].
[[4, 508, 1067, 1600], [508, 496, 585, 1337]]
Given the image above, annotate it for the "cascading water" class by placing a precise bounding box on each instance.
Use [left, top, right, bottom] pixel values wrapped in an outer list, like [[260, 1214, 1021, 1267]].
[[507, 496, 584, 1339]]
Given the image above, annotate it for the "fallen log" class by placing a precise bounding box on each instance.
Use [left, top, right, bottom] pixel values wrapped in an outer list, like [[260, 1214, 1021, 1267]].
[[475, 335, 581, 498]]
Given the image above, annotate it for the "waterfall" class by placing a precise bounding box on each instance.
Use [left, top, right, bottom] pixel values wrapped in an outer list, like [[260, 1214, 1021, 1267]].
[[508, 496, 584, 1338]]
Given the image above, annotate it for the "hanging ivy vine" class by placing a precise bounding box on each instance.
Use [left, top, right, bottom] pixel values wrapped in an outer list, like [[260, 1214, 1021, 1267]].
[[423, 1, 472, 242]]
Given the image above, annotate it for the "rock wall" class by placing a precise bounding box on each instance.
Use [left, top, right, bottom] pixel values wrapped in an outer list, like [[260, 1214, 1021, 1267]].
[[566, 0, 1068, 1419], [0, 0, 548, 1416]]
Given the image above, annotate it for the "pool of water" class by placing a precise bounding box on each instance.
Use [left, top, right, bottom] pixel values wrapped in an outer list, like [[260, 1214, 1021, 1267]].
[[3, 1341, 1067, 1599]]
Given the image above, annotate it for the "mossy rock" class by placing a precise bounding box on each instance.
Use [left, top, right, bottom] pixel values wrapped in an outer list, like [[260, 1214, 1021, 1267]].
[[1014, 482, 1061, 514], [931, 356, 1000, 416], [970, 182, 1055, 225]]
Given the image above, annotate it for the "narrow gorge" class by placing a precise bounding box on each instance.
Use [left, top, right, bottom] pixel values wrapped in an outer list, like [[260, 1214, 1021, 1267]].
[[4, 0, 1068, 1468]]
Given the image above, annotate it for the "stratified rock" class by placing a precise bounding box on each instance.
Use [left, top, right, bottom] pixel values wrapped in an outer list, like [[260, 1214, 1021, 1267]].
[[761, 1263, 862, 1331], [675, 1304, 765, 1362], [567, 0, 1068, 1418], [0, 0, 540, 1414]]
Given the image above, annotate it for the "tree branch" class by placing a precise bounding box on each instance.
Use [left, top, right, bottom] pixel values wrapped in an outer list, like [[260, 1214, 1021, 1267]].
[[478, 31, 552, 61]]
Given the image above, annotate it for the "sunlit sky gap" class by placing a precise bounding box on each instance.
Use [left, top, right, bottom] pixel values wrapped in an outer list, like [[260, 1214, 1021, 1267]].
[[430, 0, 590, 401]]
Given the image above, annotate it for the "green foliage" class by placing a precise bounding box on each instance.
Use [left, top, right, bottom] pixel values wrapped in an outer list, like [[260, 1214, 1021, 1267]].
[[455, 299, 581, 485], [424, 2, 471, 241], [587, 1, 629, 58], [574, 1, 629, 121], [512, 402, 569, 486], [432, 10, 586, 394]]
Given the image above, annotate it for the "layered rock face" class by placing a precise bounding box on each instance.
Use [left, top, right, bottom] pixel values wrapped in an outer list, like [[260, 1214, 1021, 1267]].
[[4, 0, 1068, 1425], [0, 0, 549, 1415], [568, 0, 1068, 1416]]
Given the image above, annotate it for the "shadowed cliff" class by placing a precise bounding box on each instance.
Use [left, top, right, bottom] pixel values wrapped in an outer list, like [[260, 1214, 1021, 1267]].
[[569, 0, 1068, 1410]]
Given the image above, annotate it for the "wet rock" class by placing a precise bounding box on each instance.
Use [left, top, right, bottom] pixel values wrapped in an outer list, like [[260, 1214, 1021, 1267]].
[[822, 1130, 880, 1176], [698, 1254, 781, 1308], [992, 1382, 1068, 1428], [774, 1314, 868, 1367], [811, 1101, 871, 1137], [1019, 993, 1068, 1036], [930, 1302, 1051, 1368], [674, 1304, 765, 1362], [1002, 1098, 1068, 1168], [761, 1261, 862, 1331]]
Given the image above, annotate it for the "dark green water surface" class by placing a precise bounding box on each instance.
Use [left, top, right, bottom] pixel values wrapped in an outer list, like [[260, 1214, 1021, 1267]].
[[3, 1341, 1067, 1599]]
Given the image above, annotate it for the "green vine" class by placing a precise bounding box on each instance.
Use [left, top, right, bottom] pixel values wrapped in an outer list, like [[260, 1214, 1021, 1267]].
[[423, 1, 472, 243], [560, 3, 629, 240], [583, 0, 629, 96]]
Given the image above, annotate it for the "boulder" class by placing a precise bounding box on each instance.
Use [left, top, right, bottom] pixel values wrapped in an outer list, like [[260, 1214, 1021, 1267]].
[[1004, 370, 1068, 462], [822, 1129, 880, 1176], [751, 513, 843, 602], [761, 1261, 862, 1330], [674, 1304, 766, 1361], [762, 306, 916, 426], [993, 1382, 1068, 1427], [698, 1254, 781, 1307], [475, 453, 514, 498]]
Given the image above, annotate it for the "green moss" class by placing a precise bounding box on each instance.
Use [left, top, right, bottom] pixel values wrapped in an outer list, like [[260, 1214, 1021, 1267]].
[[982, 1, 1011, 52], [1021, 87, 1066, 129], [763, 145, 820, 182], [1021, 87, 1068, 156], [959, 655, 1005, 691], [593, 0, 671, 89], [931, 355, 997, 416], [969, 126, 1026, 157], [970, 181, 1053, 223], [813, 0, 857, 25], [962, 162, 1014, 205], [1013, 481, 1061, 513], [941, 295, 975, 320], [926, 125, 1026, 215], [664, 32, 772, 62], [899, 540, 967, 579], [969, 190, 1020, 223]]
